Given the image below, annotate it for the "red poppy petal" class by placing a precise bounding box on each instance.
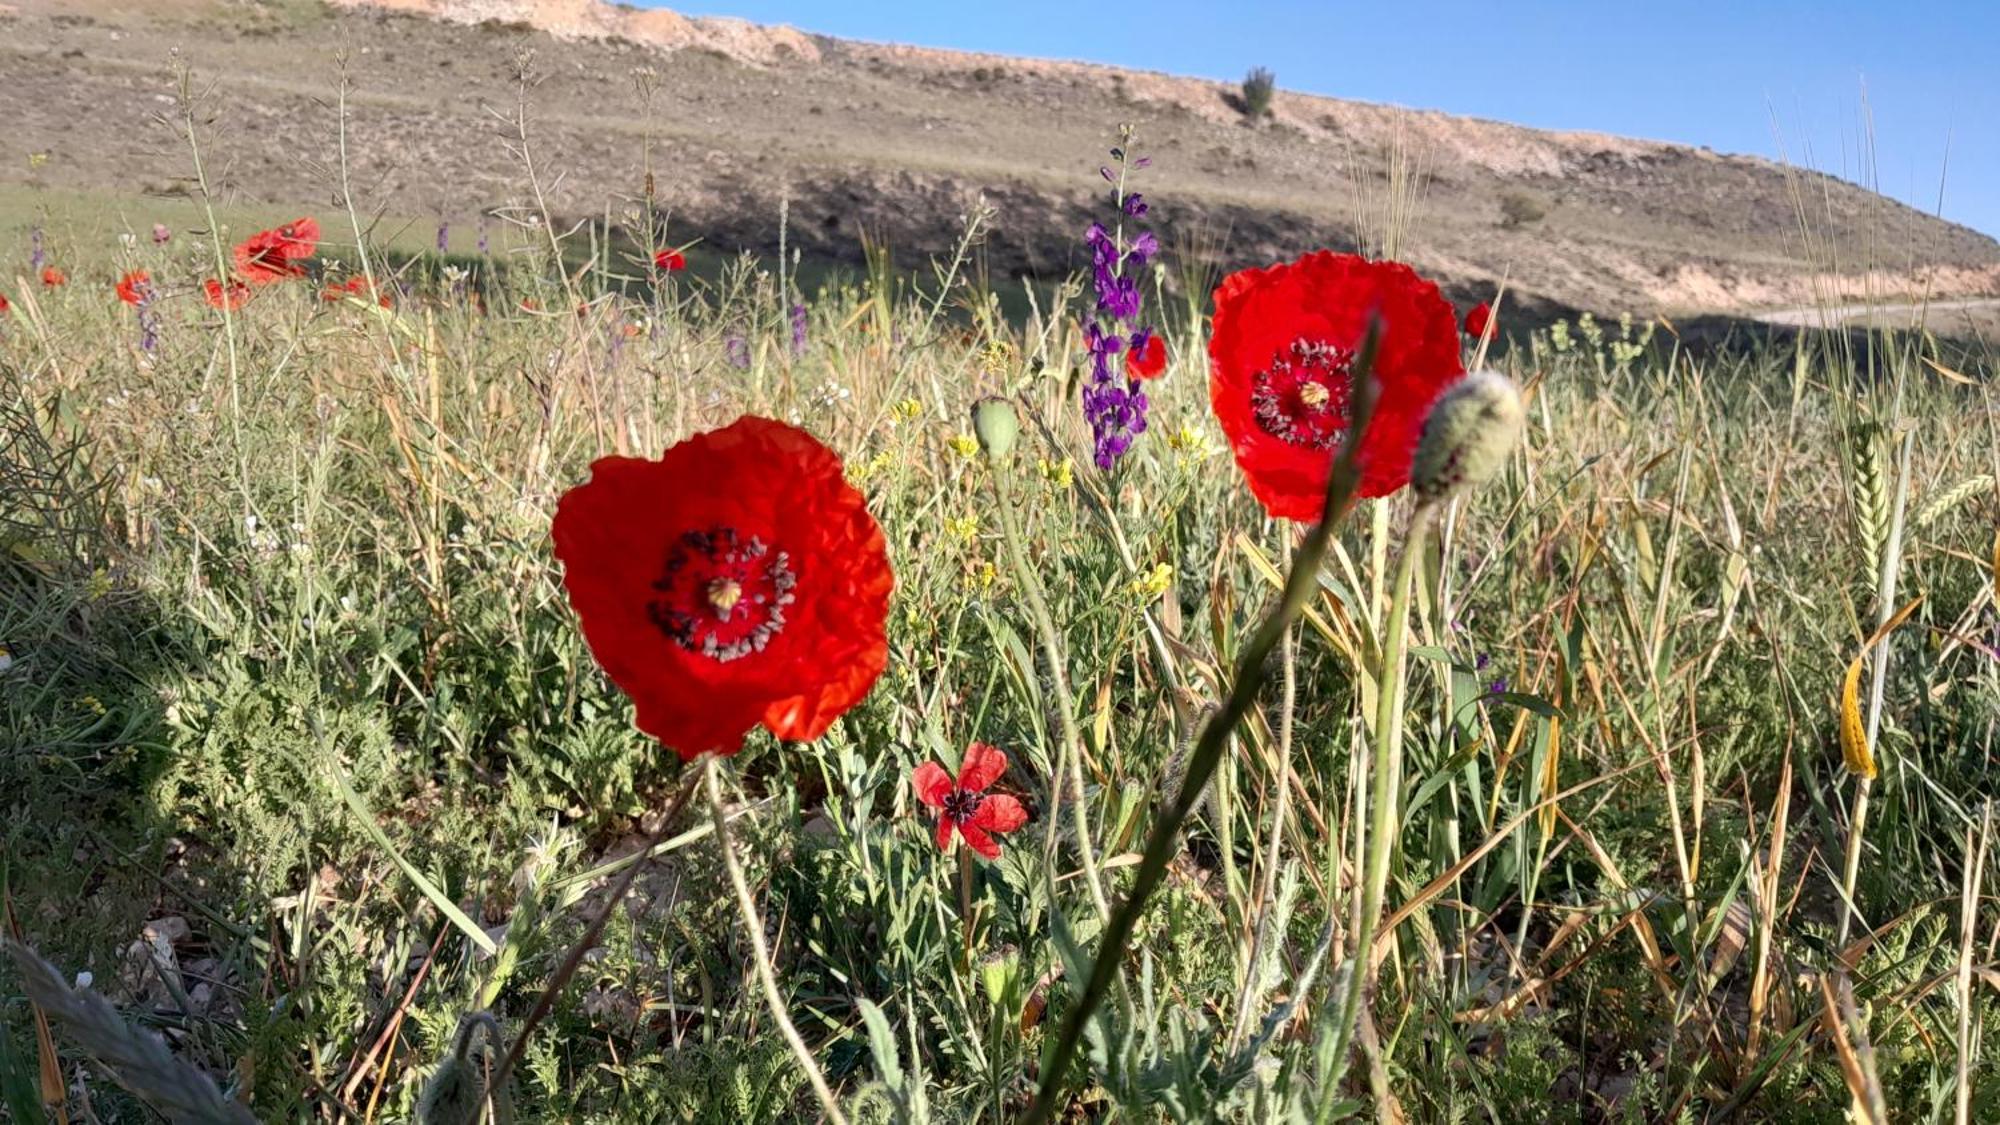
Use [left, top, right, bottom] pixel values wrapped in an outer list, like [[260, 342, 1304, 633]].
[[934, 816, 957, 853], [957, 742, 1008, 793], [971, 793, 1028, 834], [958, 823, 1002, 860], [912, 762, 954, 808]]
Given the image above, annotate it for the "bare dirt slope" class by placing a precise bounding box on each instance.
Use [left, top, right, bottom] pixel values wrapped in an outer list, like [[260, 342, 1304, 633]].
[[4, 0, 1996, 321]]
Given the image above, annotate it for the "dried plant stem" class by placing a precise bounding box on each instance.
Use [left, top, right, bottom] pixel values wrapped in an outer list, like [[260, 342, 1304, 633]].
[[702, 757, 850, 1125], [991, 457, 1111, 921], [489, 757, 707, 1093]]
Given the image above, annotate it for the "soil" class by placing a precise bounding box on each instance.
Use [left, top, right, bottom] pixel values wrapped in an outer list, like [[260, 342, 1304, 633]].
[[3, 0, 1996, 326]]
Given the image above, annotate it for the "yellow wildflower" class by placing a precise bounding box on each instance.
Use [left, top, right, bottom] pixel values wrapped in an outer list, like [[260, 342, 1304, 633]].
[[1131, 562, 1175, 601], [945, 514, 981, 544], [948, 432, 980, 460], [1038, 457, 1074, 491]]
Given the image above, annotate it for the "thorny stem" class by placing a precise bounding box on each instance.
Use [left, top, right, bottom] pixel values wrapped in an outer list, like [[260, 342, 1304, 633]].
[[489, 757, 707, 1093], [1327, 504, 1431, 1100], [703, 757, 851, 1125], [991, 457, 1111, 922], [1020, 325, 1379, 1125]]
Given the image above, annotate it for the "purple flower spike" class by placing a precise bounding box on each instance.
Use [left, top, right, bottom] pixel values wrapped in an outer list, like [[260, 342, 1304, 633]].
[[1123, 194, 1149, 217]]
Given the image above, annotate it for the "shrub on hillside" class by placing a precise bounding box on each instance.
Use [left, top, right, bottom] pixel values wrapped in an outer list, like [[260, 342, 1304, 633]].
[[1241, 67, 1276, 119]]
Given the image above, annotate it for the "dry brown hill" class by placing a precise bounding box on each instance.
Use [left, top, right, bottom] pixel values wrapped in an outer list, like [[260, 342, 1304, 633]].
[[5, 0, 1997, 323]]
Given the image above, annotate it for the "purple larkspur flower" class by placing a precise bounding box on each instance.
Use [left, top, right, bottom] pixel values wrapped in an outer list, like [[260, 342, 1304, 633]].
[[725, 334, 750, 369], [1474, 652, 1490, 672], [29, 229, 44, 271], [1077, 138, 1160, 469], [436, 220, 451, 254], [137, 292, 160, 353], [789, 302, 809, 356], [477, 215, 490, 256], [1123, 193, 1148, 217], [1488, 677, 1509, 696]]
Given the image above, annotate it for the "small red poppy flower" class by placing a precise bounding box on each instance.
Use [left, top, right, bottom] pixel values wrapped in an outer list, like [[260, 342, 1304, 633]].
[[115, 270, 153, 306], [913, 742, 1030, 860], [1463, 302, 1493, 339], [41, 267, 66, 288], [1129, 332, 1167, 380], [1208, 251, 1463, 520], [654, 249, 686, 273], [0, 292, 10, 314], [322, 276, 391, 307], [552, 416, 894, 758], [233, 217, 320, 285], [203, 277, 251, 311]]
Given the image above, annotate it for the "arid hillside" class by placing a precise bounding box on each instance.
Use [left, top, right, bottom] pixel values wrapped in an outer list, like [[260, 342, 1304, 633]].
[[4, 0, 1997, 321]]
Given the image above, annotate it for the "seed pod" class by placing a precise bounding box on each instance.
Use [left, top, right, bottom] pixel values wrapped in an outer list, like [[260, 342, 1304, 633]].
[[971, 396, 1020, 463], [1411, 370, 1525, 502]]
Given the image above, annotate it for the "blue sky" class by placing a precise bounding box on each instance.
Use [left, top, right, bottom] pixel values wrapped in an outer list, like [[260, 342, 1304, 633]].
[[666, 0, 1999, 239]]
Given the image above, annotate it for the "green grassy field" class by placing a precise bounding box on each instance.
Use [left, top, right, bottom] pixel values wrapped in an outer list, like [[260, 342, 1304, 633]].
[[1, 163, 1997, 1125]]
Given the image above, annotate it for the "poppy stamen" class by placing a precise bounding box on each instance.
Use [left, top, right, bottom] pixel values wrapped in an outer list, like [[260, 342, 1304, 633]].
[[649, 526, 797, 662], [1249, 338, 1354, 451], [941, 788, 984, 825]]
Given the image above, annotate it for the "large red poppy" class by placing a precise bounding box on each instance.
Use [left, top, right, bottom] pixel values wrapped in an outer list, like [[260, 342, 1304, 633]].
[[203, 277, 251, 311], [115, 270, 153, 306], [1208, 251, 1463, 519], [552, 416, 894, 758], [233, 217, 320, 284], [913, 742, 1029, 860]]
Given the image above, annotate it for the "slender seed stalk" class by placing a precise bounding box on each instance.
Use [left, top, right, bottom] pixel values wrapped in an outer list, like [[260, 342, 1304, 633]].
[[991, 455, 1111, 921], [703, 757, 850, 1125], [1020, 326, 1379, 1125], [1325, 504, 1431, 1089]]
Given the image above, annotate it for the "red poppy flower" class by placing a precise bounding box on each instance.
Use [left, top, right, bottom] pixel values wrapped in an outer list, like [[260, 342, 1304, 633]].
[[0, 292, 10, 314], [203, 277, 251, 311], [552, 416, 894, 758], [1129, 332, 1167, 380], [913, 742, 1030, 859], [1464, 302, 1493, 339], [41, 267, 66, 288], [233, 217, 320, 284], [322, 276, 391, 307], [1208, 251, 1463, 519], [115, 270, 153, 306], [654, 249, 686, 273]]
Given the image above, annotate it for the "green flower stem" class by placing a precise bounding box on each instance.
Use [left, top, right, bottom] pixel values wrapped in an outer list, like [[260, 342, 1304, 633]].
[[703, 756, 850, 1125], [1325, 503, 1432, 1099], [1020, 325, 1380, 1125], [991, 457, 1112, 922]]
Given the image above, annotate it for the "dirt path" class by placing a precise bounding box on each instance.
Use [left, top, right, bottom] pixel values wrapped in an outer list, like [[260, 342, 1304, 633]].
[[1754, 296, 2000, 331]]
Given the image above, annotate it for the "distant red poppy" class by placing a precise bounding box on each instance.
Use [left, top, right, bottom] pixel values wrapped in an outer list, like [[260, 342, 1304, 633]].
[[115, 270, 153, 306], [233, 217, 320, 285], [619, 321, 644, 339], [1129, 332, 1167, 379], [654, 249, 686, 273], [1209, 251, 1463, 519], [0, 292, 10, 314], [40, 267, 66, 288], [321, 276, 391, 307], [551, 416, 894, 758], [519, 297, 541, 312], [913, 742, 1030, 860], [1464, 302, 1493, 340], [203, 277, 251, 311]]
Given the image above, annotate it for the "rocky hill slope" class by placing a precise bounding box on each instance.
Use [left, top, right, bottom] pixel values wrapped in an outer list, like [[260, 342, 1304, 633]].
[[4, 0, 1996, 321]]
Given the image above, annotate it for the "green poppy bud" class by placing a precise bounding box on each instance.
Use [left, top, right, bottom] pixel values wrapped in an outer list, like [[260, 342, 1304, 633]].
[[1411, 371, 1524, 503], [971, 396, 1020, 463]]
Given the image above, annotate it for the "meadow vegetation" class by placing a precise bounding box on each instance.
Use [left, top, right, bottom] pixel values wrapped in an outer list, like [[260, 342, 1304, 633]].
[[1, 72, 1998, 1125]]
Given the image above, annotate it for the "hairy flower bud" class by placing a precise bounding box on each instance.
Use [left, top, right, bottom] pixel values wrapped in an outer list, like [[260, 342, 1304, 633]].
[[1411, 371, 1524, 502], [972, 396, 1020, 463]]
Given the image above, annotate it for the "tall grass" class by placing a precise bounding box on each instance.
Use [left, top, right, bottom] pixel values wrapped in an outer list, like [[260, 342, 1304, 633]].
[[1, 88, 1997, 1125]]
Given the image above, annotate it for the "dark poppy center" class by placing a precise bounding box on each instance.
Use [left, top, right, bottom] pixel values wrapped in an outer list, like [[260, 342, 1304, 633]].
[[1250, 338, 1354, 450], [941, 788, 983, 825], [648, 525, 797, 662]]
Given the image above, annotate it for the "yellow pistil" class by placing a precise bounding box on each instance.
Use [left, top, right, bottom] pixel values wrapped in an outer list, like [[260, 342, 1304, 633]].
[[1299, 382, 1330, 409], [706, 578, 744, 617]]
